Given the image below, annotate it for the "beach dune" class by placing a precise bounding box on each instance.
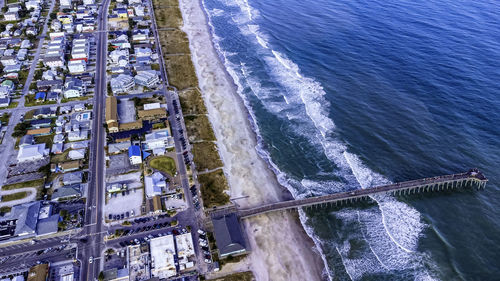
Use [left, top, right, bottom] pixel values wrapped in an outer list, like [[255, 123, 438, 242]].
[[178, 0, 326, 280]]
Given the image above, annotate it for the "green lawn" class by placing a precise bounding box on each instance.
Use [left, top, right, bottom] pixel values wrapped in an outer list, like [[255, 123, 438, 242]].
[[1, 191, 29, 202], [2, 179, 45, 190], [149, 156, 177, 176]]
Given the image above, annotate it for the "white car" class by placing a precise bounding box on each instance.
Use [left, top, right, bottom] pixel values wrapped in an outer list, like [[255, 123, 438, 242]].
[[197, 229, 206, 235], [204, 259, 212, 264], [89, 256, 93, 264]]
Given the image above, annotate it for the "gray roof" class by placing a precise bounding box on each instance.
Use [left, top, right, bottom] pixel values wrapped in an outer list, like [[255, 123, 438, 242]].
[[52, 184, 81, 201], [62, 171, 83, 185], [212, 213, 246, 256], [37, 214, 59, 235], [19, 134, 34, 146], [11, 201, 41, 236]]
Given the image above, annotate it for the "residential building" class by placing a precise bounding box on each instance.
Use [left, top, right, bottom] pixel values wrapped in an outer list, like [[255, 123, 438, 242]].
[[144, 172, 166, 198], [128, 145, 142, 165], [43, 56, 65, 68], [68, 59, 87, 74], [19, 135, 34, 147], [1, 55, 17, 66], [62, 171, 83, 185], [105, 96, 119, 133], [137, 108, 166, 120], [68, 130, 88, 141], [4, 12, 19, 21], [68, 149, 86, 160], [134, 71, 159, 88], [110, 74, 135, 94], [60, 0, 72, 9], [143, 129, 174, 151], [134, 46, 152, 57], [52, 184, 81, 201], [63, 78, 85, 99], [59, 160, 80, 172]]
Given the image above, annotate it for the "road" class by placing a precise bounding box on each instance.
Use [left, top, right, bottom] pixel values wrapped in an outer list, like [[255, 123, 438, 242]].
[[79, 0, 111, 279], [146, 0, 213, 272]]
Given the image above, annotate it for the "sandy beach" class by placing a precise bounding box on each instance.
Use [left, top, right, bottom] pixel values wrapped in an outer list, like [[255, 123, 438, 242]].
[[178, 0, 326, 280]]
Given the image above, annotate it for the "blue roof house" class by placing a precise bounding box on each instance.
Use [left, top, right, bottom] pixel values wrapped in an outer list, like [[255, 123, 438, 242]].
[[35, 92, 46, 102], [128, 145, 142, 165]]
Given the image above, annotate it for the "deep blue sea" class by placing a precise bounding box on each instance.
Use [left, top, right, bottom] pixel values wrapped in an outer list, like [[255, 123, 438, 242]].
[[200, 0, 500, 279]]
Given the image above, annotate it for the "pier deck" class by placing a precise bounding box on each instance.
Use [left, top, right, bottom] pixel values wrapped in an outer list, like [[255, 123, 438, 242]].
[[209, 169, 488, 219]]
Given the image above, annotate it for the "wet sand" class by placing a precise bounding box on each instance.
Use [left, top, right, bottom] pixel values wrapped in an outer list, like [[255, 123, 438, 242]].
[[177, 0, 326, 280]]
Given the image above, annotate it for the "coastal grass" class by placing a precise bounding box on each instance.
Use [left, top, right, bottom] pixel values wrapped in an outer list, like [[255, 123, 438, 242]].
[[158, 30, 190, 54], [149, 156, 177, 177], [2, 179, 45, 190], [1, 191, 29, 202], [178, 88, 207, 115], [184, 115, 216, 142], [153, 0, 178, 8], [207, 272, 254, 281], [164, 55, 199, 90], [155, 6, 182, 28], [191, 142, 223, 171], [0, 206, 12, 214], [198, 170, 230, 208]]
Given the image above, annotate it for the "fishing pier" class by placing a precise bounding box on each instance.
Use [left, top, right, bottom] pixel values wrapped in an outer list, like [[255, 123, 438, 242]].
[[209, 169, 488, 219]]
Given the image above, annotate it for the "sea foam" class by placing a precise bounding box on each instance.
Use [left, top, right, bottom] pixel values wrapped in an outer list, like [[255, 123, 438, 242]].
[[201, 0, 435, 279]]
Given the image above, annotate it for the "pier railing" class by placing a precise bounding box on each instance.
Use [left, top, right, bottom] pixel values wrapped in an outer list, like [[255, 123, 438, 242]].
[[231, 169, 487, 219]]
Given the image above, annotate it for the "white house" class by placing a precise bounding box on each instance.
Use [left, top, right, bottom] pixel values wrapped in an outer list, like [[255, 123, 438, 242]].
[[68, 130, 88, 141], [134, 46, 152, 58], [68, 59, 87, 74], [134, 71, 159, 88], [143, 129, 175, 151], [63, 78, 85, 99], [43, 56, 65, 68], [128, 145, 142, 165], [17, 144, 49, 162], [144, 172, 166, 198], [68, 149, 86, 160], [4, 12, 19, 21], [25, 1, 40, 10], [110, 74, 135, 94]]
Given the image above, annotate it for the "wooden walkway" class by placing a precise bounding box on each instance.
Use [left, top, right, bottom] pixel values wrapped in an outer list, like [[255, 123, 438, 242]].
[[208, 169, 488, 219]]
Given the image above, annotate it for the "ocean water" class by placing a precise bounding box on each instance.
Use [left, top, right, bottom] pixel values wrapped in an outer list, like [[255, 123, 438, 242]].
[[200, 0, 500, 279]]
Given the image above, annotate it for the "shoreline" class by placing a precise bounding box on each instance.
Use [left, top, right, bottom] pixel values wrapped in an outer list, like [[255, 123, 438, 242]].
[[177, 0, 326, 280]]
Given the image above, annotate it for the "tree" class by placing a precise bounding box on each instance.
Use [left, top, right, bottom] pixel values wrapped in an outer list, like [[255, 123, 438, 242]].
[[98, 272, 105, 281], [50, 12, 57, 20], [12, 122, 29, 138]]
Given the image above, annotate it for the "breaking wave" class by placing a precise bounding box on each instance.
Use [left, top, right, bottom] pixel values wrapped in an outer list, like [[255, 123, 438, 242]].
[[203, 0, 436, 279]]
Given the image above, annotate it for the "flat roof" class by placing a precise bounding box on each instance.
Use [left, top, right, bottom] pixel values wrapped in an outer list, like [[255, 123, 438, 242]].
[[150, 235, 177, 279]]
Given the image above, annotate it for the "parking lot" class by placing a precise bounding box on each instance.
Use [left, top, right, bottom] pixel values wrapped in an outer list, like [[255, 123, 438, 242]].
[[104, 188, 143, 221], [117, 99, 136, 123]]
